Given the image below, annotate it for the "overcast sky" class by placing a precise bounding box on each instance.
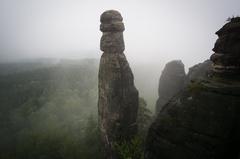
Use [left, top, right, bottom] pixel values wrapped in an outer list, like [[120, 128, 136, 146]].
[[0, 0, 239, 67]]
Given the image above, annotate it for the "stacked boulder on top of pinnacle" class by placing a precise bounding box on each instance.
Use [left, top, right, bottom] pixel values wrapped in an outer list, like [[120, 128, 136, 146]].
[[100, 10, 125, 53]]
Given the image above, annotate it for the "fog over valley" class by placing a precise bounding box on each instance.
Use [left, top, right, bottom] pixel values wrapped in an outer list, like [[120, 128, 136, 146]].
[[0, 1, 240, 159], [1, 0, 239, 67], [1, 0, 239, 109]]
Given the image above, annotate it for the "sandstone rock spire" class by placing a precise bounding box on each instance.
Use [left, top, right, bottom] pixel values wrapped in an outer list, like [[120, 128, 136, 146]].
[[155, 60, 186, 113], [98, 10, 139, 159]]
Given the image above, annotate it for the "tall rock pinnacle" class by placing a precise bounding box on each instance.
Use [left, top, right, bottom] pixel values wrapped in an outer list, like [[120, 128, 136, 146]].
[[98, 10, 139, 158]]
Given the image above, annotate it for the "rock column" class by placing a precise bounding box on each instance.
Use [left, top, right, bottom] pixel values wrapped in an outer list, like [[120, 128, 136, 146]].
[[98, 10, 139, 159], [156, 60, 186, 113]]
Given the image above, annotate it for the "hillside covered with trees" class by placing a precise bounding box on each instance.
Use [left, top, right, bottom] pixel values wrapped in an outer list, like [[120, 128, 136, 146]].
[[0, 59, 152, 159]]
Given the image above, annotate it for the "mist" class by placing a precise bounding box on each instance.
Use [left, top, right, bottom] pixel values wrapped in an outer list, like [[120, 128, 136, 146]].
[[0, 1, 240, 158], [0, 0, 239, 66], [1, 0, 239, 111]]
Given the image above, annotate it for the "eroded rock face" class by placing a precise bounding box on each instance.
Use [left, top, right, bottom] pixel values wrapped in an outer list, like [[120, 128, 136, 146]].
[[186, 60, 212, 83], [145, 20, 240, 159], [98, 10, 139, 159], [156, 60, 186, 113], [210, 17, 240, 76], [145, 81, 240, 159]]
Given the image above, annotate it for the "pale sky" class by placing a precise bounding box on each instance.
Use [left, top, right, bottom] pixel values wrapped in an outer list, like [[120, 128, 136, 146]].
[[0, 0, 239, 68]]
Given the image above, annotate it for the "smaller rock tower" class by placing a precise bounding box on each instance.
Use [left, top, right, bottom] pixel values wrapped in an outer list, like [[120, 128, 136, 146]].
[[210, 17, 240, 76], [98, 10, 139, 159], [156, 60, 186, 113]]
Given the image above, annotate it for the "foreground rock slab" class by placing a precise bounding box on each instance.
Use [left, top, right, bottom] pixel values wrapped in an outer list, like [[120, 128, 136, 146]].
[[145, 18, 240, 159]]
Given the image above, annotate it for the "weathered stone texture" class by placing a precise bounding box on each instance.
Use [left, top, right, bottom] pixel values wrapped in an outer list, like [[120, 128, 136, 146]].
[[186, 60, 212, 83], [146, 78, 240, 159], [145, 19, 240, 159], [210, 17, 240, 75], [100, 10, 125, 53], [98, 10, 139, 159]]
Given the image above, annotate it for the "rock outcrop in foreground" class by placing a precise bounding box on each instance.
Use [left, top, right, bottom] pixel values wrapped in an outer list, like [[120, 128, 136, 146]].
[[145, 18, 240, 159], [211, 17, 240, 76], [98, 10, 139, 159], [156, 60, 186, 113]]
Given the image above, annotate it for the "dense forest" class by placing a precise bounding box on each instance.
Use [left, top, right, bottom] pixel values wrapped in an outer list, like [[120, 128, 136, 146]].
[[0, 59, 152, 159]]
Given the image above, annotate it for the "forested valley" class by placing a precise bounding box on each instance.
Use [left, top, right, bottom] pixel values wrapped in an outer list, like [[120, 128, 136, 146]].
[[0, 59, 152, 159]]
